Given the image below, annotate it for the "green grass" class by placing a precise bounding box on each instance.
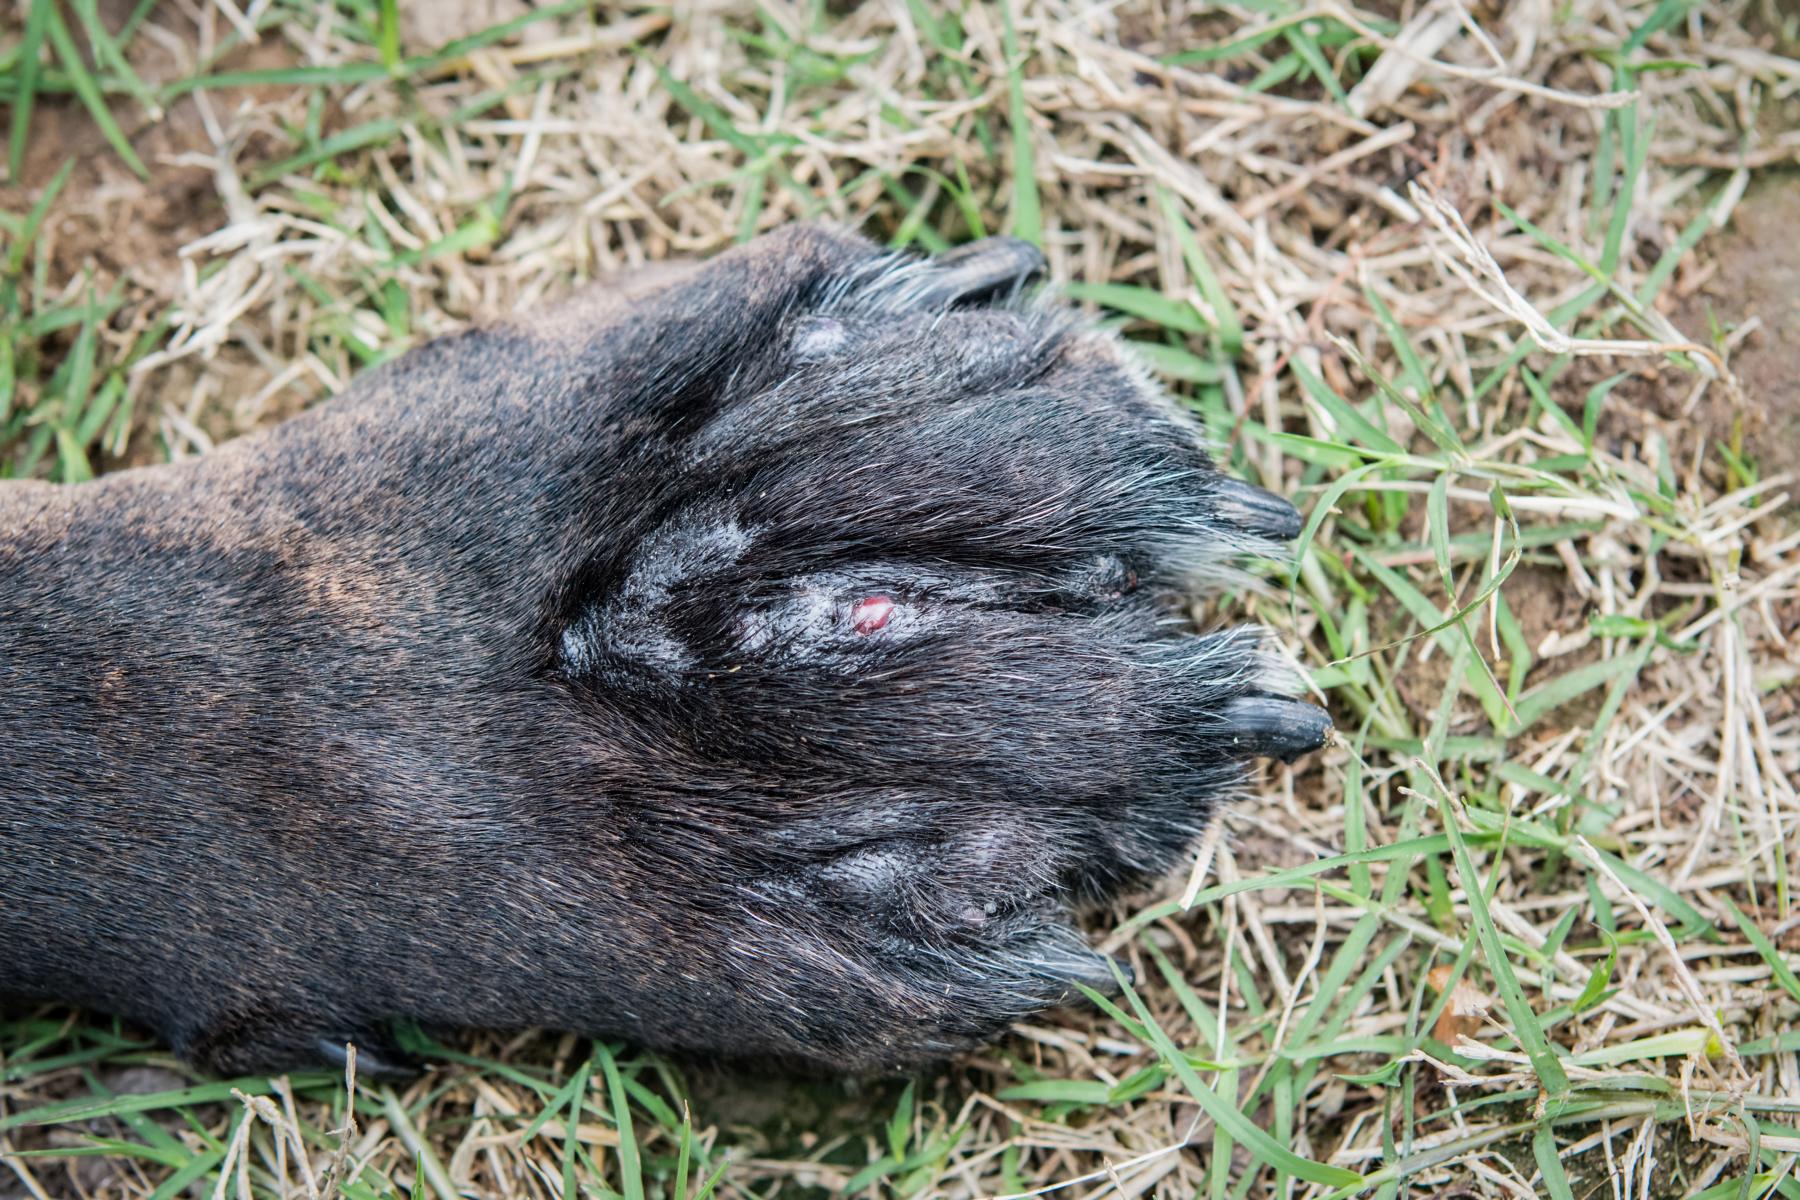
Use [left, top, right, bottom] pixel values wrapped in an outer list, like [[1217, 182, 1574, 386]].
[[3, 1, 1798, 1197]]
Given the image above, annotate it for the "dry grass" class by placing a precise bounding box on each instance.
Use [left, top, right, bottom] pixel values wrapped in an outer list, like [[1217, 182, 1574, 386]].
[[3, 0, 1799, 1197]]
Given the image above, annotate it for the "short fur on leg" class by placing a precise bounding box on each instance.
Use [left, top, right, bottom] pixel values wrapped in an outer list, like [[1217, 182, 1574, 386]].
[[0, 225, 1329, 1075]]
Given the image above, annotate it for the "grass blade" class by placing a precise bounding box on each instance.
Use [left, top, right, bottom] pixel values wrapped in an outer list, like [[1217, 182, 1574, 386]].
[[1722, 899, 1800, 1006], [43, 2, 148, 178], [1103, 968, 1364, 1188], [1431, 775, 1571, 1098], [69, 0, 161, 118], [377, 0, 402, 73], [9, 0, 55, 182], [1000, 0, 1040, 244], [596, 1044, 644, 1200]]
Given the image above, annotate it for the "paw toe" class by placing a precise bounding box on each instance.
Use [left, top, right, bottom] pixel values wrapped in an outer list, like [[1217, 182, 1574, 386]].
[[911, 237, 1047, 307], [836, 236, 1047, 314], [1012, 930, 1132, 999]]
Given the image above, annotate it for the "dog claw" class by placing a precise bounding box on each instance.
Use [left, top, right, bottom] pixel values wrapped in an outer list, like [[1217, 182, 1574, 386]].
[[314, 1034, 417, 1080], [1109, 956, 1136, 990], [1024, 935, 1133, 999], [1212, 477, 1305, 541], [1216, 695, 1333, 762], [917, 237, 1047, 307]]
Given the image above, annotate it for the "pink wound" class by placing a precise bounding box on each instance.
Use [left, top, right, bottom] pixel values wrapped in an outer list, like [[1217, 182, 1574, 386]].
[[851, 595, 894, 635]]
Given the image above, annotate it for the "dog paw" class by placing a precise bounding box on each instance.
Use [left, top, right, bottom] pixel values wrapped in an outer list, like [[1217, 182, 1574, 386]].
[[548, 235, 1329, 1066]]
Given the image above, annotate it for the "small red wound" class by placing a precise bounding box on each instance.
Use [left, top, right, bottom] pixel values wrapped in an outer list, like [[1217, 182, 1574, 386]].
[[851, 595, 894, 635]]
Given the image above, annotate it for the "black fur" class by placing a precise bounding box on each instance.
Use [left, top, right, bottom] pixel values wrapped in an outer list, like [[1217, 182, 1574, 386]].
[[0, 226, 1329, 1075]]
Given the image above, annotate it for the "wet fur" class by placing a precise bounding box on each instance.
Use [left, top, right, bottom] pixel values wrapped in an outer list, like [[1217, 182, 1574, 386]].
[[0, 226, 1329, 1075]]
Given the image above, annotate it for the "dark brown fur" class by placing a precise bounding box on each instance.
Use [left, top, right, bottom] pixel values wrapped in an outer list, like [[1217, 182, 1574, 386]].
[[0, 226, 1329, 1075]]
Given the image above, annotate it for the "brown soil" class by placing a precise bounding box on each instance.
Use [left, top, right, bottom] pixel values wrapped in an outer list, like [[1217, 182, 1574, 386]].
[[0, 4, 321, 469], [1, 10, 304, 292], [1676, 176, 1800, 482], [1379, 561, 1607, 734], [1500, 565, 1582, 653]]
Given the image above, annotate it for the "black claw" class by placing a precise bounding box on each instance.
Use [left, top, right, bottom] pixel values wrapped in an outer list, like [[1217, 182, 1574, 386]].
[[1212, 477, 1305, 541], [921, 237, 1046, 307], [314, 1035, 419, 1080], [1109, 956, 1136, 990], [1216, 695, 1332, 762], [1026, 935, 1128, 1000]]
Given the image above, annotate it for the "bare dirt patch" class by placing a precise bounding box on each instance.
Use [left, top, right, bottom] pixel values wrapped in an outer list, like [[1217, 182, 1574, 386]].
[[1678, 176, 1800, 482], [1, 23, 302, 295], [0, 7, 320, 470]]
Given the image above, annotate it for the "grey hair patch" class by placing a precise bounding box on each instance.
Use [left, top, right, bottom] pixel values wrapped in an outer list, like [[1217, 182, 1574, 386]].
[[791, 316, 850, 362]]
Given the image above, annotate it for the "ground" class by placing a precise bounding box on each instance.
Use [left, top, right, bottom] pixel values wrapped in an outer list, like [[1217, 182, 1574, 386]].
[[1, 2, 1798, 1199], [1679, 174, 1800, 480]]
